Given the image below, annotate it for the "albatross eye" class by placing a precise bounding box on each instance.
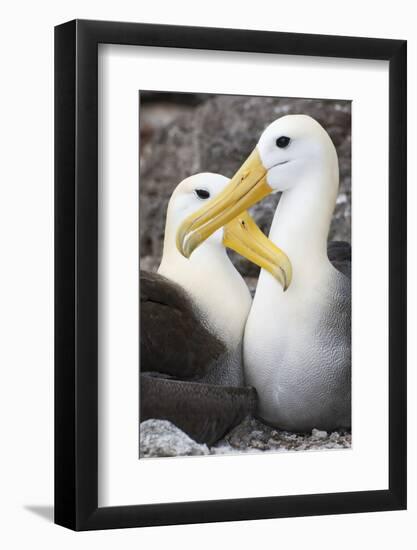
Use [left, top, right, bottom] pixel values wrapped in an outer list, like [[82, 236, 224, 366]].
[[276, 136, 291, 148], [195, 189, 210, 200]]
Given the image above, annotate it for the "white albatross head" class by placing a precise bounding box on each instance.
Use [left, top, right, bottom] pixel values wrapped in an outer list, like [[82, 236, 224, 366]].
[[257, 114, 338, 191], [176, 115, 338, 257], [158, 173, 292, 290], [162, 173, 229, 251]]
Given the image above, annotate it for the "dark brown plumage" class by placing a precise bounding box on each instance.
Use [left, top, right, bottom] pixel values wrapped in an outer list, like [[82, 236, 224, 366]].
[[140, 270, 225, 380], [141, 375, 257, 446], [140, 270, 256, 445], [328, 240, 351, 279]]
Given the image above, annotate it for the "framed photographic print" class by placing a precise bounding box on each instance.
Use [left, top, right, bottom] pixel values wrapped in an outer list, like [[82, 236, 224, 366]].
[[55, 19, 407, 530]]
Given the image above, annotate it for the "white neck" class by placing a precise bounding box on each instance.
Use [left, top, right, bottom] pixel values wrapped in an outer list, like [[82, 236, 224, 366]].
[[158, 228, 252, 346], [256, 160, 338, 300]]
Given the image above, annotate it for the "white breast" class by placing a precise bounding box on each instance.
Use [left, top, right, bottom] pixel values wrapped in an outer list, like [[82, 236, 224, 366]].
[[243, 174, 351, 431], [244, 261, 350, 431]]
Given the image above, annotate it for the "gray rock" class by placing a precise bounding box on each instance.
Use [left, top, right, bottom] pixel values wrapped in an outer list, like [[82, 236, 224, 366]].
[[139, 419, 209, 458], [311, 428, 328, 440], [140, 95, 351, 277], [211, 417, 351, 454], [139, 254, 159, 273]]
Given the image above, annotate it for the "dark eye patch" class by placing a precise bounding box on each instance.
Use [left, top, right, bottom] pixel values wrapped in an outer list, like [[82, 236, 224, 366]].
[[195, 189, 210, 199], [276, 136, 291, 148]]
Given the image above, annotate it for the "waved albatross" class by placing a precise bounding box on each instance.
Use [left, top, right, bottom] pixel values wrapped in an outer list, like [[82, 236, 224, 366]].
[[141, 173, 291, 444], [177, 116, 351, 432]]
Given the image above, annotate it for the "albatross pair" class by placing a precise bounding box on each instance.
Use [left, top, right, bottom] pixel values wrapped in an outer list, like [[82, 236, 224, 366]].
[[141, 174, 290, 444], [177, 114, 351, 433]]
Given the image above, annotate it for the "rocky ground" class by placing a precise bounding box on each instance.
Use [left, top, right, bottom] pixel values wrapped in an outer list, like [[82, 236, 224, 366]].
[[140, 417, 351, 458], [139, 92, 351, 277]]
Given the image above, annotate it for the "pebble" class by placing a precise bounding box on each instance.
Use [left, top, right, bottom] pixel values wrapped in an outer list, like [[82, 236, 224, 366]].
[[140, 419, 209, 458]]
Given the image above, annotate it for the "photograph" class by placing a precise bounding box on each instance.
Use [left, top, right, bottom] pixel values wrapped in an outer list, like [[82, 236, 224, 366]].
[[139, 92, 352, 458], [0, 2, 409, 542]]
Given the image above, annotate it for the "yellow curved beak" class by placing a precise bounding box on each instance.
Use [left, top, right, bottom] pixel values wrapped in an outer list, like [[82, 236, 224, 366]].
[[176, 148, 270, 258], [223, 212, 292, 291]]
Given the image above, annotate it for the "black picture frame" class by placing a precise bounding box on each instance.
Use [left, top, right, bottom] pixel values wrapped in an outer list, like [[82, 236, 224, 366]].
[[55, 19, 407, 531]]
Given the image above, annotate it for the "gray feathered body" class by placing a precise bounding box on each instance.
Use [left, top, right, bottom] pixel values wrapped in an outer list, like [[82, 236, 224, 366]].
[[244, 243, 351, 432]]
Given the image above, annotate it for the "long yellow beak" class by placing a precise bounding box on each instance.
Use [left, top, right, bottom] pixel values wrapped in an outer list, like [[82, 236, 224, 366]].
[[223, 212, 292, 291], [176, 148, 270, 258]]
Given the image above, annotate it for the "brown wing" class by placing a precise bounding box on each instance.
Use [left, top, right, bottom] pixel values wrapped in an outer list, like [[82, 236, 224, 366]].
[[328, 241, 351, 279], [140, 374, 257, 445], [140, 270, 226, 380]]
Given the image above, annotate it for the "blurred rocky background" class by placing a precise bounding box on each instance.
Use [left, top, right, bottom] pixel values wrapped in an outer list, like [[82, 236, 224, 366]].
[[139, 92, 351, 277]]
